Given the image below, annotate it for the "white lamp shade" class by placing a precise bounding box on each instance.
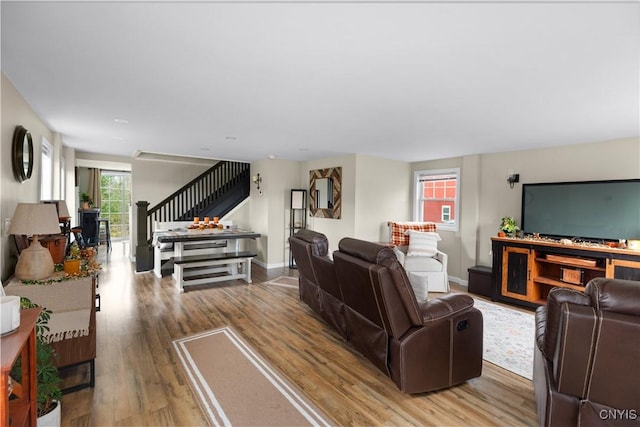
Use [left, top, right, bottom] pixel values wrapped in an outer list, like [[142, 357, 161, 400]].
[[9, 203, 60, 280], [42, 200, 70, 218], [9, 203, 62, 236]]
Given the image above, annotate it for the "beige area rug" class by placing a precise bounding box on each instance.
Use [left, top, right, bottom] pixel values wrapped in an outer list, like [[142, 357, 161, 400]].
[[473, 298, 535, 380], [262, 275, 299, 289], [173, 326, 330, 427]]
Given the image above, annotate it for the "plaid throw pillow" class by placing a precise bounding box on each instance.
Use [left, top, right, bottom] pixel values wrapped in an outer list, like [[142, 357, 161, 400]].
[[389, 222, 437, 246]]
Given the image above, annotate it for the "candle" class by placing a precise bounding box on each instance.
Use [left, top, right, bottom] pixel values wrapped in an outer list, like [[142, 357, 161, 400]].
[[204, 217, 210, 224], [193, 217, 200, 224]]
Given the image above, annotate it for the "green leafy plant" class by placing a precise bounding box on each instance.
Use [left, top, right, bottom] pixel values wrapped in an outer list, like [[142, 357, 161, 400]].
[[12, 297, 62, 417], [500, 216, 520, 236], [67, 242, 81, 260], [80, 192, 93, 206]]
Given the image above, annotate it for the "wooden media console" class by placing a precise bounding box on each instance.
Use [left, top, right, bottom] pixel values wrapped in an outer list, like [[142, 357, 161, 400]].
[[491, 237, 640, 308]]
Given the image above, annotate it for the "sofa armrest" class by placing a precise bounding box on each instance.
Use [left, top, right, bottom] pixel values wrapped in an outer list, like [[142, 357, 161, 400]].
[[420, 293, 475, 323], [434, 250, 448, 270], [392, 245, 407, 264]]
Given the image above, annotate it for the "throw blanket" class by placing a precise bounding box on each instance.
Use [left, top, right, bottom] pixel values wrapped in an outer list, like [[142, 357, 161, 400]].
[[4, 276, 93, 343]]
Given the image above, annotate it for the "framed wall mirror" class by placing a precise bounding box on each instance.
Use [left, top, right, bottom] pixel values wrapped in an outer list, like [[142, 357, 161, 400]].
[[309, 166, 342, 219], [11, 125, 34, 183]]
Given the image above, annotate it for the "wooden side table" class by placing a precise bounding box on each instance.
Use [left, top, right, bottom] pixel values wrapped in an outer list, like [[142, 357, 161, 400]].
[[1, 308, 41, 427], [4, 275, 97, 393]]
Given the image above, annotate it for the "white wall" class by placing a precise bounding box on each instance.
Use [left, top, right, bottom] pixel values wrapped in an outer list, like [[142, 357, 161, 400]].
[[354, 155, 411, 242], [302, 155, 357, 254], [249, 158, 301, 268], [1, 73, 57, 280], [300, 154, 412, 253]]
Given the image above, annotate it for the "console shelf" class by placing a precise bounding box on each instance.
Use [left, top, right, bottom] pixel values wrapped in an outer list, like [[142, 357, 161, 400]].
[[491, 237, 640, 308], [536, 256, 605, 271], [533, 276, 586, 291]]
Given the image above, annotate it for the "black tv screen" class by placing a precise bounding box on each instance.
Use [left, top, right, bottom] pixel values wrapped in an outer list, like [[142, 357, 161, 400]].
[[521, 179, 640, 242]]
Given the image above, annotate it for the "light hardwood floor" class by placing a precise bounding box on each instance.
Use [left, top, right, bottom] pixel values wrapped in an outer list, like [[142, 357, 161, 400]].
[[60, 242, 538, 426]]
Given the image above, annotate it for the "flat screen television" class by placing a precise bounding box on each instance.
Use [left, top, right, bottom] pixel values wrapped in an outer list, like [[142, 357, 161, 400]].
[[521, 179, 640, 242]]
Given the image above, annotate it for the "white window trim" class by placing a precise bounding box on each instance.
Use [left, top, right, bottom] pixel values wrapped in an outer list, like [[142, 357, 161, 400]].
[[413, 167, 460, 232], [60, 155, 66, 200], [40, 137, 54, 200], [441, 205, 451, 222]]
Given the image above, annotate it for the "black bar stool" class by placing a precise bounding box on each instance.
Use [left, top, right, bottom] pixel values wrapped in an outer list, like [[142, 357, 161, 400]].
[[97, 218, 112, 252]]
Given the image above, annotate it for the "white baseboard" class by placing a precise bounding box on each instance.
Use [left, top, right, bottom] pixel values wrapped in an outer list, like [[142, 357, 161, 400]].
[[449, 275, 468, 287], [252, 259, 287, 270]]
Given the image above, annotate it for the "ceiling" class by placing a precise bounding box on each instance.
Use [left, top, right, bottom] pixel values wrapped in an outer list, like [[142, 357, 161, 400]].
[[2, 1, 638, 163]]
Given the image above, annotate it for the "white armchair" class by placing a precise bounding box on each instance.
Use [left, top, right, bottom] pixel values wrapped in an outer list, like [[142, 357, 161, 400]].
[[388, 222, 449, 300]]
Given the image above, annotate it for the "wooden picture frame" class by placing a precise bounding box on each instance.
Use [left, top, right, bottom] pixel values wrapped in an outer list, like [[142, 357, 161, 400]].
[[309, 167, 341, 219]]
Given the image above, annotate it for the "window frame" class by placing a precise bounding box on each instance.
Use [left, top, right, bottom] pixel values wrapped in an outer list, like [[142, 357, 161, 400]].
[[40, 137, 54, 200], [413, 167, 460, 232]]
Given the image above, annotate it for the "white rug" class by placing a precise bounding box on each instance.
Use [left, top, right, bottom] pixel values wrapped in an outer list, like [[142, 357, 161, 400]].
[[473, 298, 535, 380]]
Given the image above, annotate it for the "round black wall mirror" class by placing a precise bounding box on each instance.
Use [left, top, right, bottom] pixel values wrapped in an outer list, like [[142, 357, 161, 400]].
[[11, 125, 34, 183]]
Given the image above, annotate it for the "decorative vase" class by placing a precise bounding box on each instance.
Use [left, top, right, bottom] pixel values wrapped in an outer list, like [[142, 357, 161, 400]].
[[63, 259, 81, 275], [37, 400, 61, 427]]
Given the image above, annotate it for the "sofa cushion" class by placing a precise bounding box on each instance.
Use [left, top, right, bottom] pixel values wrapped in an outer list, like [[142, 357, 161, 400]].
[[543, 287, 591, 360], [406, 230, 441, 257], [585, 277, 640, 317], [292, 229, 328, 256], [338, 238, 396, 264], [403, 255, 444, 272], [389, 222, 437, 246]]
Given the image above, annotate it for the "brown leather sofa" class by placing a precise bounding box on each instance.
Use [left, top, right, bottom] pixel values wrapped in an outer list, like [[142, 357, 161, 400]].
[[534, 278, 640, 426], [289, 230, 483, 393]]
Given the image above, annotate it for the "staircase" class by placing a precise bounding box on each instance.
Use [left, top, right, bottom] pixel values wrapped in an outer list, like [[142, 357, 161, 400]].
[[134, 160, 250, 272], [145, 160, 249, 238]]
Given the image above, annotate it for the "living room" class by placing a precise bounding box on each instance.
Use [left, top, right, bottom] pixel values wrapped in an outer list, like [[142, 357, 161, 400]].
[[1, 2, 639, 426]]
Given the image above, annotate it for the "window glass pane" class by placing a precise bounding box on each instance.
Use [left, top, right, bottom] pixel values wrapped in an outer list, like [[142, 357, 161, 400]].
[[99, 170, 131, 240], [60, 156, 65, 199], [414, 168, 460, 231], [40, 138, 53, 200]]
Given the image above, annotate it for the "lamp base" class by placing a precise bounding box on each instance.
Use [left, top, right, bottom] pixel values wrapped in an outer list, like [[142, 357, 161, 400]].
[[15, 238, 55, 281]]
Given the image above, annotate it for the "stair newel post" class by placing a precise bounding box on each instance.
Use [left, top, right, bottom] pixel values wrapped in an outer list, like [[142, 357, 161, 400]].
[[135, 201, 153, 272]]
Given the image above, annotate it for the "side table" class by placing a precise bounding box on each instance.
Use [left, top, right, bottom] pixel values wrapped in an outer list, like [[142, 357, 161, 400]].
[[468, 265, 492, 298], [1, 308, 41, 427]]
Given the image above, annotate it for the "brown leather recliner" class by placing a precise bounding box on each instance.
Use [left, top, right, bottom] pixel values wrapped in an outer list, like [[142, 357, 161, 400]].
[[289, 229, 347, 338], [534, 278, 640, 426], [289, 230, 484, 393]]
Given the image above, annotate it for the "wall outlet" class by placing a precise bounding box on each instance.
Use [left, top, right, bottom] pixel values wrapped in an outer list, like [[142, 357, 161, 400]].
[[4, 218, 11, 236]]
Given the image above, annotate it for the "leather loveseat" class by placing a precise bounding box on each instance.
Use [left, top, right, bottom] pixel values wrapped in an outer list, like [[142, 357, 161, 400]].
[[534, 278, 640, 426], [289, 229, 483, 393]]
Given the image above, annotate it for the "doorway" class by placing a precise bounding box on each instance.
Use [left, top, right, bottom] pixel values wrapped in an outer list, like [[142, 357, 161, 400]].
[[100, 170, 132, 241]]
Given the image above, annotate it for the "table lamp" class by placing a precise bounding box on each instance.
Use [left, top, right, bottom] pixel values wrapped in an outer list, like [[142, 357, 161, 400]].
[[42, 199, 71, 220], [9, 203, 62, 280]]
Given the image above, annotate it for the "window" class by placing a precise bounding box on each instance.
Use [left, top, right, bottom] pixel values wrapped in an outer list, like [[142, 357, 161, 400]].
[[40, 137, 53, 200], [441, 205, 451, 222], [60, 156, 66, 199], [100, 170, 132, 240], [414, 168, 460, 231]]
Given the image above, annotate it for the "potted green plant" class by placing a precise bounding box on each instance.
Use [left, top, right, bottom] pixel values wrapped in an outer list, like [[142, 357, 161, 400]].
[[13, 298, 63, 426], [63, 242, 82, 275], [80, 192, 93, 210], [500, 216, 520, 237]]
